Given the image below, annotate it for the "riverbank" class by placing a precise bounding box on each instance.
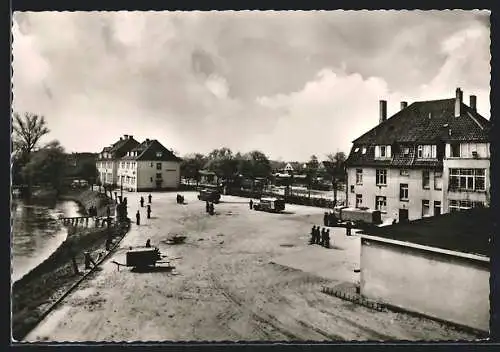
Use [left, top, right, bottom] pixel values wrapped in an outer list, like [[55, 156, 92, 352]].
[[11, 189, 127, 341]]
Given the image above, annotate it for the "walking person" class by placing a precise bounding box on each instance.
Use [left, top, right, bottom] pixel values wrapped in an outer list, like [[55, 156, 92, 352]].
[[136, 210, 141, 225], [249, 199, 254, 210], [140, 196, 144, 207], [147, 204, 151, 219], [148, 194, 152, 204]]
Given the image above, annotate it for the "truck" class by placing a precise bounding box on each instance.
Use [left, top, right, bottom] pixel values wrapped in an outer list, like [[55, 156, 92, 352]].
[[333, 206, 382, 227], [198, 188, 221, 203], [253, 197, 286, 213]]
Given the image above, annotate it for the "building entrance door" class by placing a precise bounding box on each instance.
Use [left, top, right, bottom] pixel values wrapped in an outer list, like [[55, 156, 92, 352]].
[[399, 209, 409, 222]]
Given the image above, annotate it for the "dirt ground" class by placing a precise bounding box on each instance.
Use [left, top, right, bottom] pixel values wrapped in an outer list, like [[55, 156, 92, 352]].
[[25, 191, 478, 342]]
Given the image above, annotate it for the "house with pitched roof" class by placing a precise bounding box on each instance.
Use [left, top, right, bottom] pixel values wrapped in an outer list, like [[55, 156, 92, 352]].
[[96, 134, 140, 187], [118, 138, 182, 191], [345, 88, 490, 222]]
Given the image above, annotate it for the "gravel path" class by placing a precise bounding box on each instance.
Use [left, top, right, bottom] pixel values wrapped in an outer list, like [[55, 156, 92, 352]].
[[25, 191, 477, 342]]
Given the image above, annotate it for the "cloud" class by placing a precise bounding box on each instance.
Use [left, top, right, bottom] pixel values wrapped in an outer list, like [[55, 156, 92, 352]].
[[12, 10, 490, 161]]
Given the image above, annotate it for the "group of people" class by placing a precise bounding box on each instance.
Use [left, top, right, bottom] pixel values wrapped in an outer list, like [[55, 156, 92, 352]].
[[205, 201, 215, 215], [310, 225, 331, 248], [323, 212, 338, 227], [136, 194, 153, 225], [87, 205, 98, 217]]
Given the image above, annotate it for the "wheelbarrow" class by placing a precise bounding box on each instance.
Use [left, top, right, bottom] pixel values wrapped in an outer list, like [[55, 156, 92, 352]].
[[111, 247, 174, 271]]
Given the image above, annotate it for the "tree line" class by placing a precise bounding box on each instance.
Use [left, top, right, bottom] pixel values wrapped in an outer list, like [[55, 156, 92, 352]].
[[181, 148, 346, 203], [12, 112, 98, 199]]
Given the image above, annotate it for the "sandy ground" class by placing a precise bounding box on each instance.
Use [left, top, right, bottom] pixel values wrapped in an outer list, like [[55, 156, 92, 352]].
[[25, 191, 477, 342]]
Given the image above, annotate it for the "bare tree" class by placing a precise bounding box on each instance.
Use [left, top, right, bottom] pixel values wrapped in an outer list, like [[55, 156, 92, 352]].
[[324, 151, 347, 207], [13, 112, 50, 156]]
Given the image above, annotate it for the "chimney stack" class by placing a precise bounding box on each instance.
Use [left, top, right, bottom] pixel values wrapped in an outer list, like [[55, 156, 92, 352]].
[[124, 134, 128, 139], [470, 95, 477, 112], [146, 138, 150, 143], [455, 88, 463, 117], [400, 101, 408, 110], [379, 100, 387, 124], [129, 135, 133, 139]]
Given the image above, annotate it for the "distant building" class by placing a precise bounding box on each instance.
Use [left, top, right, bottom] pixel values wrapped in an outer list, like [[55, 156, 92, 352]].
[[346, 88, 491, 222], [118, 138, 182, 191], [97, 135, 140, 187], [360, 208, 490, 333]]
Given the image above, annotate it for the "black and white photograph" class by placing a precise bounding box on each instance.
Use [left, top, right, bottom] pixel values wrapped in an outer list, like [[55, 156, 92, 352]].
[[11, 10, 491, 342]]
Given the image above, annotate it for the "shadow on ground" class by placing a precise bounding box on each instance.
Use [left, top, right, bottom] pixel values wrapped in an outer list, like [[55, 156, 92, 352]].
[[130, 266, 175, 273]]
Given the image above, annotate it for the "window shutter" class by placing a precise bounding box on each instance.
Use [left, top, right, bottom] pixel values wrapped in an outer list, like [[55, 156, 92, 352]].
[[387, 145, 392, 158], [375, 146, 380, 158]]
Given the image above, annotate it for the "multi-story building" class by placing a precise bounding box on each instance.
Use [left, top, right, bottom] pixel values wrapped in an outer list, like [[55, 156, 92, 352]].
[[96, 135, 140, 187], [118, 138, 182, 192], [345, 88, 491, 222]]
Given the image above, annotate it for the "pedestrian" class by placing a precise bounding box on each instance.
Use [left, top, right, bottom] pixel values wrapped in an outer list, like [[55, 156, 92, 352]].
[[106, 206, 111, 218], [314, 226, 320, 244], [105, 233, 112, 251], [146, 239, 151, 248], [346, 221, 352, 236], [147, 204, 151, 219], [324, 212, 329, 226], [140, 196, 144, 207], [206, 201, 210, 213], [320, 228, 326, 246], [123, 197, 128, 206], [136, 210, 141, 225], [209, 202, 215, 215], [325, 229, 331, 248], [310, 226, 316, 244], [148, 194, 152, 204], [84, 251, 97, 270], [249, 199, 254, 210]]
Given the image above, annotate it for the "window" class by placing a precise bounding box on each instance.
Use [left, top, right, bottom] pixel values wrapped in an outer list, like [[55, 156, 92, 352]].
[[400, 169, 409, 176], [362, 147, 367, 155], [356, 169, 363, 185], [451, 143, 461, 157], [417, 145, 437, 159], [354, 147, 360, 153], [449, 199, 484, 212], [403, 147, 410, 156], [449, 168, 486, 192], [350, 185, 355, 193], [400, 183, 409, 201], [422, 170, 430, 189], [156, 163, 162, 170], [156, 151, 163, 158], [150, 177, 153, 183], [375, 145, 391, 158], [434, 201, 441, 215], [156, 173, 162, 179], [376, 169, 387, 186], [375, 196, 387, 212], [434, 172, 442, 190], [422, 200, 430, 217], [380, 146, 386, 157], [356, 194, 362, 208]]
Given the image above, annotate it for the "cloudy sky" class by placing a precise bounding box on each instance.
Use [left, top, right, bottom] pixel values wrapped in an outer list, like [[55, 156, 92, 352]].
[[12, 10, 490, 161]]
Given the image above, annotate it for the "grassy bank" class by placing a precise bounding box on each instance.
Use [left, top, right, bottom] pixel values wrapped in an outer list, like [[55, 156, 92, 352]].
[[11, 189, 127, 341]]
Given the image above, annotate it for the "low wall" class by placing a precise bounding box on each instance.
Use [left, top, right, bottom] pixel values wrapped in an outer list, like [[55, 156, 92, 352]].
[[360, 235, 489, 332]]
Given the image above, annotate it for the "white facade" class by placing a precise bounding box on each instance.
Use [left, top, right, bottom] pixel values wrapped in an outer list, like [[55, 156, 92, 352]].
[[96, 160, 118, 186], [347, 142, 490, 222], [117, 160, 181, 191]]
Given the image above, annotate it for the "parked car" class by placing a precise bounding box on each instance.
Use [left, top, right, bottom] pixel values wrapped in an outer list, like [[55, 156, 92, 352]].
[[254, 197, 286, 213], [198, 189, 221, 203]]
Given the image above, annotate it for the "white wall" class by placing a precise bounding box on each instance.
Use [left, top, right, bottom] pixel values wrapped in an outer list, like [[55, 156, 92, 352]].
[[347, 167, 443, 221], [97, 160, 118, 185], [360, 235, 489, 332], [136, 160, 181, 190]]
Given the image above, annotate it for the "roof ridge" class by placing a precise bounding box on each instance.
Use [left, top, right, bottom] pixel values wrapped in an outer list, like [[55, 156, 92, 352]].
[[466, 110, 485, 131]]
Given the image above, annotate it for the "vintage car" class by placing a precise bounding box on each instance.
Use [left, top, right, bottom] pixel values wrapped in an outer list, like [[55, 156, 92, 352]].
[[253, 197, 286, 213], [197, 189, 221, 203]]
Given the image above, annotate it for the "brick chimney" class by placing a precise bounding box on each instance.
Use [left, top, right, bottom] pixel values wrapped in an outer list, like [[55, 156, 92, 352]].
[[455, 88, 463, 117], [400, 101, 408, 110], [124, 134, 128, 139], [128, 135, 133, 139], [379, 100, 387, 124], [146, 138, 150, 143], [470, 95, 477, 112]]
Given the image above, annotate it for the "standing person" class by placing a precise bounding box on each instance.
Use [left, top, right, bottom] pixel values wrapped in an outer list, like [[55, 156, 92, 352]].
[[148, 194, 152, 204], [249, 199, 254, 210], [140, 196, 144, 207], [209, 202, 215, 215], [320, 228, 326, 247], [346, 221, 352, 236], [147, 204, 151, 219], [206, 201, 210, 213], [325, 229, 331, 248], [324, 212, 329, 226], [310, 226, 316, 244], [146, 239, 151, 248], [136, 210, 141, 225], [314, 226, 320, 244]]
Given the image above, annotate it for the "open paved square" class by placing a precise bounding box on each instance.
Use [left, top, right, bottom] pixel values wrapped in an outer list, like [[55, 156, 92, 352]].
[[26, 191, 476, 341]]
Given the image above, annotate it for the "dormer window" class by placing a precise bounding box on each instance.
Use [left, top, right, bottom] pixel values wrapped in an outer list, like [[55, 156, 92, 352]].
[[354, 147, 360, 153], [156, 151, 162, 158], [362, 147, 367, 155], [403, 147, 410, 156], [374, 145, 392, 159], [417, 145, 437, 159]]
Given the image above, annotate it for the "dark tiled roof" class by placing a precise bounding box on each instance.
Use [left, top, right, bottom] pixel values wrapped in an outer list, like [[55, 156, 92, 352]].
[[363, 208, 491, 257], [121, 139, 182, 162], [353, 99, 490, 145], [98, 137, 140, 160]]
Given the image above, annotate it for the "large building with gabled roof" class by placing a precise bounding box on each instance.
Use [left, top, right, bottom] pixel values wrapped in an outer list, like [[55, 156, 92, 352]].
[[97, 134, 140, 186], [117, 138, 182, 192], [345, 88, 491, 222]]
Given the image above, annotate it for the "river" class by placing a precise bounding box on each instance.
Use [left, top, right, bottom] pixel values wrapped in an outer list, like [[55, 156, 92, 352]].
[[11, 198, 82, 283]]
